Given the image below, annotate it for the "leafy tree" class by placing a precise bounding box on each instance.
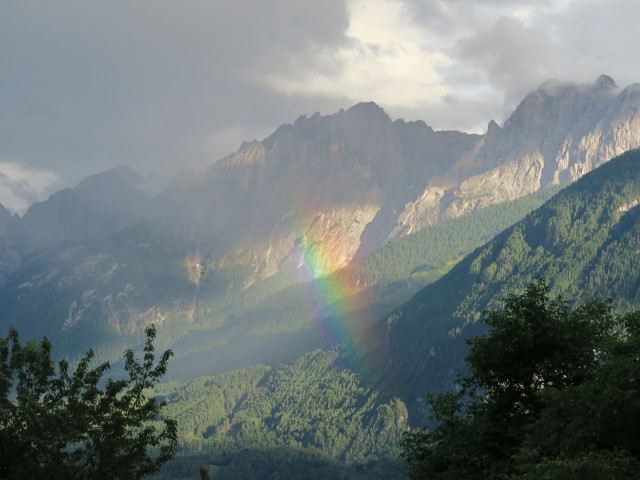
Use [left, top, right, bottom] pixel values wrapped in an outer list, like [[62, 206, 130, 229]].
[[401, 279, 640, 479], [0, 324, 177, 479]]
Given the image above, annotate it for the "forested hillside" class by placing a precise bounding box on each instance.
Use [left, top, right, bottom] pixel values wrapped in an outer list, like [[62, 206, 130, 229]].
[[0, 183, 561, 380], [157, 184, 564, 380], [378, 148, 640, 420], [154, 348, 407, 479]]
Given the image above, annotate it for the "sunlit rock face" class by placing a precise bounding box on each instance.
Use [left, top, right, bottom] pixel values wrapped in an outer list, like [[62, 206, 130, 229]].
[[391, 75, 640, 235], [153, 102, 478, 281], [154, 75, 640, 282]]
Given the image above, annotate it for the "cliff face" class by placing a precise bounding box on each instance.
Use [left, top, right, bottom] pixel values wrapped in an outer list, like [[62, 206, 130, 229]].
[[152, 76, 640, 283], [391, 75, 640, 236], [153, 103, 479, 281]]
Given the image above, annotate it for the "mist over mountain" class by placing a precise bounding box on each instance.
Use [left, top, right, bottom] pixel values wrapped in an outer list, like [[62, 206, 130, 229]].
[[0, 166, 150, 286]]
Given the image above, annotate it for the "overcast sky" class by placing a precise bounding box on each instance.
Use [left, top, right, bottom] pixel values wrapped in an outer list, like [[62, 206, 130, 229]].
[[2, 0, 639, 213]]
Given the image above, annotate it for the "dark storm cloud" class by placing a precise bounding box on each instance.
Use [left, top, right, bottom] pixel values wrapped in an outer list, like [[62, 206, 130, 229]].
[[0, 0, 350, 197]]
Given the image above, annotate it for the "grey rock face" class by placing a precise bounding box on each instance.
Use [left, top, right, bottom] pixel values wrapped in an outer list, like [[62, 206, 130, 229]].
[[153, 103, 479, 281], [0, 166, 150, 286], [3, 76, 638, 290], [391, 75, 640, 236]]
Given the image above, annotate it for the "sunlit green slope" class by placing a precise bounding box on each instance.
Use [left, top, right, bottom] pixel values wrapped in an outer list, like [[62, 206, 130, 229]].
[[374, 148, 640, 421]]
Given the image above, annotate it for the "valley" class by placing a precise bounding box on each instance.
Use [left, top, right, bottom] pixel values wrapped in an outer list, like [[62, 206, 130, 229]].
[[2, 76, 640, 478]]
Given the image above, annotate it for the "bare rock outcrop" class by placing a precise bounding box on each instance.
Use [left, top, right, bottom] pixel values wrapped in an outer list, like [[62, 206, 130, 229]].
[[391, 75, 640, 235], [153, 103, 479, 282]]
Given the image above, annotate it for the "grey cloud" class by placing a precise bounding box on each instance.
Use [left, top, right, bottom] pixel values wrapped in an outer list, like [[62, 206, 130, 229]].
[[385, 90, 505, 134], [453, 16, 554, 106], [534, 0, 640, 87], [0, 0, 350, 194], [398, 0, 554, 35]]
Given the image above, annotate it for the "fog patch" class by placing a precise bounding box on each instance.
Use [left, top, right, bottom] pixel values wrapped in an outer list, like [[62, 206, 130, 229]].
[[0, 160, 61, 214]]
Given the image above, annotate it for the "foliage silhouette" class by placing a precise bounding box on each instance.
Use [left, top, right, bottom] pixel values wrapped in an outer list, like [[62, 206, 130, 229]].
[[402, 279, 640, 479], [0, 324, 177, 479]]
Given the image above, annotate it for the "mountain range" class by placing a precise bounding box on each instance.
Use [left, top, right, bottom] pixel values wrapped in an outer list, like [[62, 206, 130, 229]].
[[1, 75, 640, 478], [2, 76, 639, 349], [150, 146, 640, 479]]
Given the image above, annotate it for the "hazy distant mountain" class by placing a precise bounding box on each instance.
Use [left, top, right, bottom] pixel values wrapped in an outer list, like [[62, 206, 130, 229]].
[[16, 165, 150, 253], [0, 204, 19, 286], [0, 166, 150, 286]]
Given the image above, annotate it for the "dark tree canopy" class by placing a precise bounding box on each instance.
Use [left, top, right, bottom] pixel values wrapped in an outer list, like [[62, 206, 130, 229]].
[[0, 324, 177, 479], [402, 279, 640, 479]]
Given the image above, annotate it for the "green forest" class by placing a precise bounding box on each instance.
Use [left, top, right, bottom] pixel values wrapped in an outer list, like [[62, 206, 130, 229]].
[[380, 149, 640, 418], [153, 348, 407, 479]]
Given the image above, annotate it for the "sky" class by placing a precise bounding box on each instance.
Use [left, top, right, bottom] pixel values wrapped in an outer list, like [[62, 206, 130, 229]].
[[2, 0, 640, 213]]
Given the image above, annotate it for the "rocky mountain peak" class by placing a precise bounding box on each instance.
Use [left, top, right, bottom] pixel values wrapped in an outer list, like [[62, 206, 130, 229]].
[[595, 74, 617, 90], [345, 101, 387, 116], [153, 101, 479, 279], [11, 75, 640, 295], [16, 166, 150, 253], [155, 75, 640, 282], [73, 165, 144, 203], [391, 75, 640, 238]]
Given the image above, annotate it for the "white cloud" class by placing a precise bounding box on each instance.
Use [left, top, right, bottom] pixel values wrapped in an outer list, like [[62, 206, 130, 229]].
[[262, 0, 452, 108], [256, 0, 574, 133], [0, 161, 60, 214]]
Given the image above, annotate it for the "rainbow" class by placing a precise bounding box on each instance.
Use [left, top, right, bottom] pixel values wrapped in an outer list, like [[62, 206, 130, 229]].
[[288, 215, 374, 362]]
